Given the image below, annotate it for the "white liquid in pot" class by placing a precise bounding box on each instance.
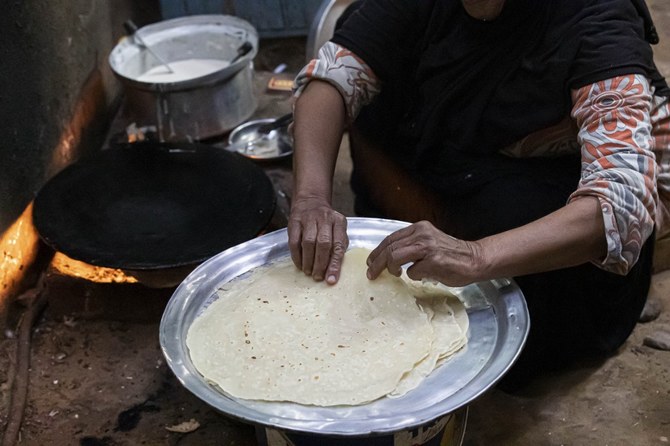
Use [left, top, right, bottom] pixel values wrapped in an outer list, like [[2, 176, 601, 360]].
[[136, 58, 230, 83]]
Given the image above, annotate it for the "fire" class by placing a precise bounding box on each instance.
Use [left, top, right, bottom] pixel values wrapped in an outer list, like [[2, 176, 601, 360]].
[[0, 200, 138, 316], [50, 253, 138, 284], [0, 203, 41, 317]]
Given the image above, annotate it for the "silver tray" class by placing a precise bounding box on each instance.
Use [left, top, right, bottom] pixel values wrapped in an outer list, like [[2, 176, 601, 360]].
[[160, 217, 529, 436]]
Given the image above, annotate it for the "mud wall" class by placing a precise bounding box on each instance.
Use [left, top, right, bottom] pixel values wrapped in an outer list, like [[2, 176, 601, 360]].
[[0, 0, 161, 233]]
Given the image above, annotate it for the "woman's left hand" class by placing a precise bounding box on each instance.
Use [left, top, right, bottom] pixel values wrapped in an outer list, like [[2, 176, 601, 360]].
[[366, 220, 486, 287]]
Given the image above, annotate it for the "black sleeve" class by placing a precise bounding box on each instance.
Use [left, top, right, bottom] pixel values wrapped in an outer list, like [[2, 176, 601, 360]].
[[568, 0, 662, 90], [331, 0, 418, 81]]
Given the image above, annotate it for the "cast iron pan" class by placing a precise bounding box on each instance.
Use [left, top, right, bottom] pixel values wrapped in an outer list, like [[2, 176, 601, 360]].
[[33, 141, 276, 270]]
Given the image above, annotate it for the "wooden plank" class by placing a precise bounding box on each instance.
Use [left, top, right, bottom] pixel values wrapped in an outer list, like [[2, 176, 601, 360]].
[[159, 0, 188, 19], [235, 0, 285, 31], [159, 0, 324, 36], [160, 0, 234, 18], [282, 1, 308, 29]]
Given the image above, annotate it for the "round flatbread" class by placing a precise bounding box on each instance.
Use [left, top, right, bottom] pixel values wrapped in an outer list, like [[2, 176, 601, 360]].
[[187, 248, 468, 406]]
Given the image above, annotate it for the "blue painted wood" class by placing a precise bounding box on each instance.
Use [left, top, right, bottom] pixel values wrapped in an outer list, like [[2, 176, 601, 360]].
[[235, 0, 285, 31], [159, 0, 324, 37], [159, 0, 228, 17]]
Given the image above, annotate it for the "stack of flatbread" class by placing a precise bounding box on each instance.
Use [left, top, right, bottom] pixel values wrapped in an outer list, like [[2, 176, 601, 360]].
[[186, 248, 468, 406]]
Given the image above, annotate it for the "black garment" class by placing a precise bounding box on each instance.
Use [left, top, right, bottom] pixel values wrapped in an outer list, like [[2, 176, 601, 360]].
[[459, 157, 652, 390], [333, 0, 669, 194], [502, 234, 652, 390], [334, 0, 661, 387], [429, 152, 651, 389], [351, 147, 653, 389]]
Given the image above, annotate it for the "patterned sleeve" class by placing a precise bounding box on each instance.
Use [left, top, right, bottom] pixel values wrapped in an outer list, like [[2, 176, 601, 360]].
[[570, 74, 657, 275], [293, 41, 381, 122], [651, 94, 670, 239]]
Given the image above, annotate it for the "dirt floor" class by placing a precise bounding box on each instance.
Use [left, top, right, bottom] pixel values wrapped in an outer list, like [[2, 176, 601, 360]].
[[2, 2, 670, 445]]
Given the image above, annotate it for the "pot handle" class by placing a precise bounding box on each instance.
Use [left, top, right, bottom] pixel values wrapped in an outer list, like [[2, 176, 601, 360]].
[[230, 41, 253, 65]]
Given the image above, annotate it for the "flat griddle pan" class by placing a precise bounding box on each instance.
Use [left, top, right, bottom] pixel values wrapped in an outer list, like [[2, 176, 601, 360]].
[[33, 141, 276, 270]]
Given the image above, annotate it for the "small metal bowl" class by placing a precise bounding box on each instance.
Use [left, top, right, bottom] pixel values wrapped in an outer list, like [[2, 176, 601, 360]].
[[228, 118, 293, 161]]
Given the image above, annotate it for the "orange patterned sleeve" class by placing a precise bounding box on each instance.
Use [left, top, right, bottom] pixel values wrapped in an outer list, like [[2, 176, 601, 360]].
[[570, 74, 657, 275], [650, 94, 670, 239], [293, 42, 381, 122]]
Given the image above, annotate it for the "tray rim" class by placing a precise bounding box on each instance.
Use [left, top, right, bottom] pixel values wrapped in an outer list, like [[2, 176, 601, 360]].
[[160, 217, 529, 436]]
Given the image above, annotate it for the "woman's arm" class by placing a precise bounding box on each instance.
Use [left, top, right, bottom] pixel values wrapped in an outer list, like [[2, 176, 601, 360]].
[[288, 80, 349, 283], [366, 196, 606, 286], [477, 196, 607, 279], [569, 74, 657, 274], [368, 74, 657, 285], [288, 43, 382, 284]]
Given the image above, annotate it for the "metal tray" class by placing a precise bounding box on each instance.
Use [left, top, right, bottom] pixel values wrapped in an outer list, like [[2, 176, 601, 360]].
[[160, 217, 529, 436]]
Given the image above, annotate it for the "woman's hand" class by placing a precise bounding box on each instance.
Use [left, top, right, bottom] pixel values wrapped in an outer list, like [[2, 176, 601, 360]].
[[288, 196, 349, 284], [366, 220, 485, 287]]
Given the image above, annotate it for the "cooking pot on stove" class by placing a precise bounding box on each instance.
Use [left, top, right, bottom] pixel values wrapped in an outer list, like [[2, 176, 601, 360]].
[[109, 15, 258, 142]]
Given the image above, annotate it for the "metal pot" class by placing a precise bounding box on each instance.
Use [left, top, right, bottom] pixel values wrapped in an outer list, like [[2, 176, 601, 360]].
[[109, 15, 259, 141]]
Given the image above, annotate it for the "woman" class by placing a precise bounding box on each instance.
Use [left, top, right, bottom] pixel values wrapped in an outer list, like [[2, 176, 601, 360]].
[[288, 0, 670, 387]]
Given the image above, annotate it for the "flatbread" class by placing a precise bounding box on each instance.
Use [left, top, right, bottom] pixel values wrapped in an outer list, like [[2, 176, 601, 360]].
[[389, 277, 468, 397], [187, 248, 468, 406]]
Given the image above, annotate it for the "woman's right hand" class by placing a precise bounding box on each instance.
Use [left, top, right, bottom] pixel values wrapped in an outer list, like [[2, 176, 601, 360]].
[[288, 196, 349, 284]]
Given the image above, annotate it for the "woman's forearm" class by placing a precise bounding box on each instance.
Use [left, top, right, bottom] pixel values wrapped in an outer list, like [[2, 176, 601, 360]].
[[292, 80, 347, 203], [289, 80, 350, 282], [477, 196, 608, 279]]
